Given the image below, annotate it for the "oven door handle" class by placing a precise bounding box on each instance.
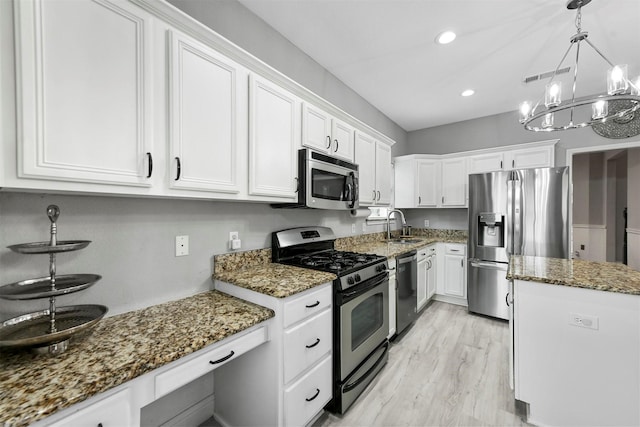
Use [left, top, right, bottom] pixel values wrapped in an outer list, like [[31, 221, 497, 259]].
[[340, 273, 388, 300], [343, 341, 389, 392]]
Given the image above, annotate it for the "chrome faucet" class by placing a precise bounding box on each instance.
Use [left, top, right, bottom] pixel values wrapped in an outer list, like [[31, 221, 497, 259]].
[[386, 209, 406, 240]]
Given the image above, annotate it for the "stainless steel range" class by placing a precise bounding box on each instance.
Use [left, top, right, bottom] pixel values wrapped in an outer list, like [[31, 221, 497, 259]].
[[272, 226, 390, 414]]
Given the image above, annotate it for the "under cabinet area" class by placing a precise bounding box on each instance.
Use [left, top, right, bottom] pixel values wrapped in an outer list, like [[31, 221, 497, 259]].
[[355, 131, 392, 206], [214, 282, 333, 427]]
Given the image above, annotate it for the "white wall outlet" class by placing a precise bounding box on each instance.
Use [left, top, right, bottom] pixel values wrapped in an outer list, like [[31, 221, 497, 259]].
[[424, 219, 430, 227], [229, 231, 239, 241], [569, 312, 599, 330], [351, 223, 356, 234], [175, 235, 189, 257], [229, 231, 241, 250]]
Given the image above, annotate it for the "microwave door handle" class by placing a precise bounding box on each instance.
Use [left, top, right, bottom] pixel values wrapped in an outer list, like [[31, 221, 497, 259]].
[[352, 173, 359, 208], [346, 172, 357, 209]]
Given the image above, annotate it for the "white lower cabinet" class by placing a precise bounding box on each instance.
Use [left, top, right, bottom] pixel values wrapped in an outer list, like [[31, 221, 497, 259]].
[[47, 388, 133, 427], [417, 245, 437, 312], [435, 243, 467, 306], [214, 281, 333, 427], [426, 252, 437, 300]]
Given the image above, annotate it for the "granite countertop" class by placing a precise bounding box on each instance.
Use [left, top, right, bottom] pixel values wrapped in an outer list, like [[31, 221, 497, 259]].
[[508, 255, 640, 295], [0, 291, 274, 427], [338, 230, 467, 259], [214, 263, 337, 298]]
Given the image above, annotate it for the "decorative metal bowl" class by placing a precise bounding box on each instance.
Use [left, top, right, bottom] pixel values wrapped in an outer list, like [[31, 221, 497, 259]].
[[0, 274, 102, 300], [7, 240, 91, 254]]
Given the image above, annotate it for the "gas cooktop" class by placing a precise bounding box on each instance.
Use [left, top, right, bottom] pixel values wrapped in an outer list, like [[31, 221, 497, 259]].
[[282, 250, 385, 276]]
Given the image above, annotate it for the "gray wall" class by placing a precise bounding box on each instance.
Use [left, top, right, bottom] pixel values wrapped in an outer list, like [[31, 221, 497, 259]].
[[406, 110, 628, 164], [405, 209, 468, 231], [167, 0, 408, 155], [0, 193, 388, 320]]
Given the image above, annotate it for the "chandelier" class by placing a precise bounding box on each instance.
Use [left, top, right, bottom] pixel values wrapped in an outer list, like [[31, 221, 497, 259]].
[[519, 0, 640, 132]]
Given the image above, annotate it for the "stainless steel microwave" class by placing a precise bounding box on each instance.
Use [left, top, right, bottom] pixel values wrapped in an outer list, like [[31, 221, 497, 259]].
[[272, 149, 359, 210]]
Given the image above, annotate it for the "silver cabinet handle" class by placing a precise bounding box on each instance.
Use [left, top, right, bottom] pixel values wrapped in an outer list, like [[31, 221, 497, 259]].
[[334, 139, 339, 152], [209, 351, 235, 364], [500, 160, 503, 169], [418, 196, 421, 204], [295, 177, 299, 193], [326, 135, 331, 149], [305, 300, 320, 308], [306, 338, 321, 348], [306, 388, 320, 402], [460, 259, 464, 267], [442, 196, 445, 204], [372, 190, 376, 200], [377, 190, 381, 201], [512, 159, 515, 168]]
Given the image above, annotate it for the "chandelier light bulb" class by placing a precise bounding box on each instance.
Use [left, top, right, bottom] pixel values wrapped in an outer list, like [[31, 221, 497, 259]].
[[592, 100, 608, 120], [542, 113, 554, 129], [545, 82, 562, 107], [607, 64, 628, 95], [519, 101, 532, 123]]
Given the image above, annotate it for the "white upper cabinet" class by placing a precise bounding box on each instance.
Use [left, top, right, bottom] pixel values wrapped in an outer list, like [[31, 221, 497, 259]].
[[505, 145, 554, 170], [14, 0, 154, 187], [468, 152, 504, 174], [302, 103, 354, 162], [440, 157, 467, 207], [167, 29, 247, 194], [375, 141, 392, 205], [394, 157, 438, 208], [249, 74, 300, 200], [468, 141, 556, 174], [354, 131, 392, 206], [417, 159, 439, 207]]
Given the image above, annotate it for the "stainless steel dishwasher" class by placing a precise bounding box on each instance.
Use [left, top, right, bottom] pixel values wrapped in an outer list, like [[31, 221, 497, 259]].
[[396, 250, 417, 335]]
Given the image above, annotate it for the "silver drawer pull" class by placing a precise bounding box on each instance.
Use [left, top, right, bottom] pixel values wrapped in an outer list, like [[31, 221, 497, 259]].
[[305, 300, 320, 308], [306, 338, 321, 349], [306, 388, 320, 402], [209, 350, 235, 365]]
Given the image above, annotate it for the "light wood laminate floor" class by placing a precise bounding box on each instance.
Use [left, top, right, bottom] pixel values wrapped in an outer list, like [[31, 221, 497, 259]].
[[315, 301, 529, 427]]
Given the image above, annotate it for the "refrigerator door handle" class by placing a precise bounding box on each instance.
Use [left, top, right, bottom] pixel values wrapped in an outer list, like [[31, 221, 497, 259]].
[[469, 260, 508, 271], [506, 174, 514, 257], [514, 171, 524, 255]]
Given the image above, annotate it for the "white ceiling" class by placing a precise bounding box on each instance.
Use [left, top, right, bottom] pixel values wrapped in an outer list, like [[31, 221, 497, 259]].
[[237, 0, 640, 131]]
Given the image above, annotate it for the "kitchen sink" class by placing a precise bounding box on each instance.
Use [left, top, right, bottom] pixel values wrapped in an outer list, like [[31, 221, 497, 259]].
[[387, 238, 423, 244]]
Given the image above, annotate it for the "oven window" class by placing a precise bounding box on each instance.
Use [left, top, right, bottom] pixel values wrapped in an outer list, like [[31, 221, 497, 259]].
[[351, 292, 384, 351], [312, 169, 346, 201]]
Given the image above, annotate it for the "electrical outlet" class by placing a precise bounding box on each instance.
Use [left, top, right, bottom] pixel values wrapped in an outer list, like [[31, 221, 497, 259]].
[[569, 313, 598, 330], [351, 223, 356, 234], [175, 235, 189, 257], [424, 220, 430, 227], [580, 244, 585, 250], [229, 231, 239, 241]]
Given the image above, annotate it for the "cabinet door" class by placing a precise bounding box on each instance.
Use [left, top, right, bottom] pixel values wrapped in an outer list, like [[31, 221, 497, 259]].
[[302, 103, 331, 153], [427, 256, 437, 299], [375, 142, 392, 205], [443, 254, 465, 298], [15, 0, 153, 187], [354, 131, 376, 205], [331, 118, 355, 162], [441, 158, 466, 207], [417, 257, 427, 311], [468, 152, 504, 174], [249, 75, 299, 199], [505, 146, 554, 170], [168, 30, 245, 193], [416, 160, 438, 207]]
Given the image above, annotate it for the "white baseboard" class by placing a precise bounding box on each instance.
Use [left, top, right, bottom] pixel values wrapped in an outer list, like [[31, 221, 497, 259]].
[[433, 294, 468, 307], [160, 395, 214, 427], [213, 412, 232, 427]]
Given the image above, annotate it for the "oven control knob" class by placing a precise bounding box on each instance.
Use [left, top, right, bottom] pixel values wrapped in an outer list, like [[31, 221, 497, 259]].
[[355, 274, 361, 282], [347, 276, 355, 285], [377, 263, 386, 272]]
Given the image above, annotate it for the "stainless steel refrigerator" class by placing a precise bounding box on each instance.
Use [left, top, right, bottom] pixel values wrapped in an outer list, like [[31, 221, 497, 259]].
[[467, 167, 570, 320]]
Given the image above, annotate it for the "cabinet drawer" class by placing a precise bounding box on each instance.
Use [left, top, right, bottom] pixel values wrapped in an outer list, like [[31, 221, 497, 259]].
[[47, 388, 131, 427], [284, 355, 332, 427], [283, 308, 332, 383], [283, 284, 332, 328], [444, 244, 465, 255], [155, 325, 267, 399]]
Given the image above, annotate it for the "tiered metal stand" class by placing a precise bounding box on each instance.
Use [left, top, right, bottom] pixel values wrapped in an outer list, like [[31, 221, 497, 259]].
[[0, 205, 107, 354]]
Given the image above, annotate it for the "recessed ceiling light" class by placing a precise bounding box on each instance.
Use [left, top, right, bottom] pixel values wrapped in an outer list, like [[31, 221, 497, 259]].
[[461, 89, 475, 97], [436, 31, 456, 45]]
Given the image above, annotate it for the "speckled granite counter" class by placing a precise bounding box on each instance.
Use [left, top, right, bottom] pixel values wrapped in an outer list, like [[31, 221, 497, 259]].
[[213, 249, 336, 298], [0, 291, 274, 427], [508, 255, 640, 295], [336, 229, 468, 259]]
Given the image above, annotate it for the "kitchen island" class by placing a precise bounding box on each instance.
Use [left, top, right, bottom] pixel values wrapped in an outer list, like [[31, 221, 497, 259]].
[[0, 291, 274, 427], [508, 255, 640, 427]]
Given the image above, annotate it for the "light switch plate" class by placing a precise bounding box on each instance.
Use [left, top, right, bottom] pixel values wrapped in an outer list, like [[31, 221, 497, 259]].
[[424, 220, 430, 227]]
